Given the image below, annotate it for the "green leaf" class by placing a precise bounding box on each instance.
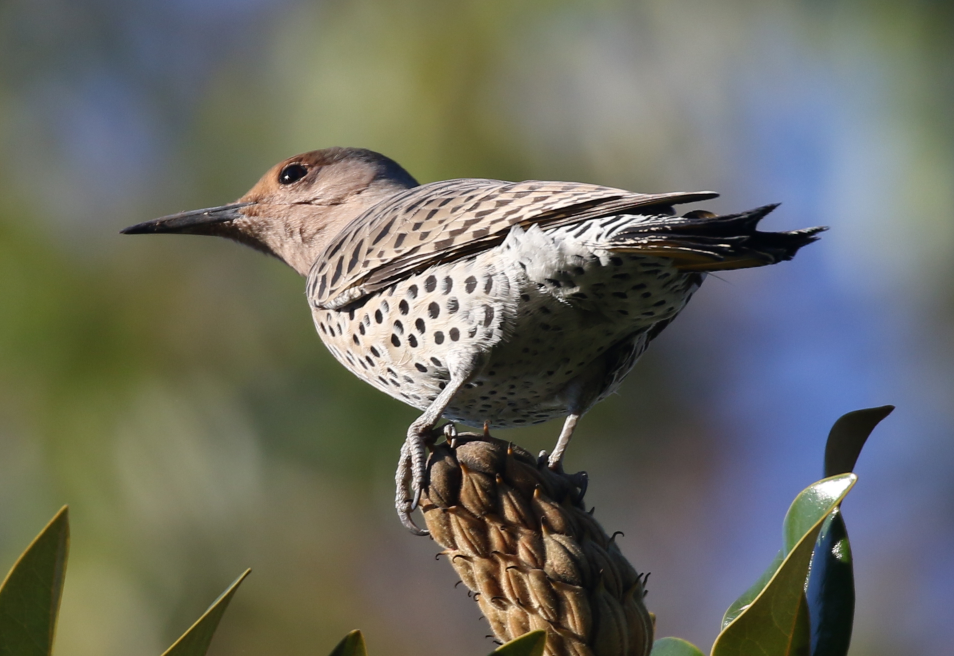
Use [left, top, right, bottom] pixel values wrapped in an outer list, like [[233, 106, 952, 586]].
[[824, 406, 893, 477], [722, 474, 856, 631], [328, 630, 368, 656], [721, 550, 784, 631], [160, 569, 250, 656], [782, 475, 856, 554], [0, 506, 70, 656], [492, 630, 547, 656], [806, 508, 854, 656], [650, 636, 706, 656], [714, 474, 856, 656], [805, 406, 890, 656]]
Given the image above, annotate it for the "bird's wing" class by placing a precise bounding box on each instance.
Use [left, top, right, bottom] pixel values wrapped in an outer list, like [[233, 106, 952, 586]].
[[603, 204, 826, 270], [308, 178, 718, 309]]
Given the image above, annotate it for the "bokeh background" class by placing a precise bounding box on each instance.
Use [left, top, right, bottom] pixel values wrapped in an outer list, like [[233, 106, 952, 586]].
[[0, 0, 952, 654]]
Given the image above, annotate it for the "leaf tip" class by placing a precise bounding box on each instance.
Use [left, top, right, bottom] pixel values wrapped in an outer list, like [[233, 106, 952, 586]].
[[493, 630, 547, 656]]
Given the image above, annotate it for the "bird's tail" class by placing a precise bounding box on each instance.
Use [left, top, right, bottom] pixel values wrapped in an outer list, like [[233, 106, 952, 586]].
[[606, 204, 826, 271]]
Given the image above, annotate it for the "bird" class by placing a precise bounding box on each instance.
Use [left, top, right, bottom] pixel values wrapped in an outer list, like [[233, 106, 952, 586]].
[[123, 147, 824, 534]]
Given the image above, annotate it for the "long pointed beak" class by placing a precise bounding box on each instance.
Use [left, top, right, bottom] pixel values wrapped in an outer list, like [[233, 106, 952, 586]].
[[121, 201, 254, 235]]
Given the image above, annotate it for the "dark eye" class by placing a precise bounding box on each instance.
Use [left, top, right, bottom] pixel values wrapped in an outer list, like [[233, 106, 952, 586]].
[[279, 163, 308, 185]]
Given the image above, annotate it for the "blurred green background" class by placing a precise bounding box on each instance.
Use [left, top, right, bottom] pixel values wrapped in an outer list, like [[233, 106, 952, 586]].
[[0, 0, 952, 654]]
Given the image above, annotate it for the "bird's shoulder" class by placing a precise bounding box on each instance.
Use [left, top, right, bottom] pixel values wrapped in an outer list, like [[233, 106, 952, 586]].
[[308, 177, 716, 309]]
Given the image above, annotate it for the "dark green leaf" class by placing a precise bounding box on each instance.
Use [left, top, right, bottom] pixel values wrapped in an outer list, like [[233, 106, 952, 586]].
[[824, 406, 893, 477], [160, 569, 250, 656], [807, 405, 890, 655], [649, 636, 705, 656], [492, 630, 547, 656], [806, 508, 854, 656], [714, 474, 856, 656], [328, 630, 368, 656], [0, 506, 69, 656]]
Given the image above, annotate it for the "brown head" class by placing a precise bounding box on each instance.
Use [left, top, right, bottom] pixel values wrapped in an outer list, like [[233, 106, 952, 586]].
[[122, 147, 419, 276]]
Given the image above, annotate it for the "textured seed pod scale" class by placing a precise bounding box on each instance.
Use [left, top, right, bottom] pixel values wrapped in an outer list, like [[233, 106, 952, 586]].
[[421, 433, 653, 656]]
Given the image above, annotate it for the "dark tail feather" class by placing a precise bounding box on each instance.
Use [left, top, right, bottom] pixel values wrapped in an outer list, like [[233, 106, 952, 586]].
[[607, 204, 826, 271]]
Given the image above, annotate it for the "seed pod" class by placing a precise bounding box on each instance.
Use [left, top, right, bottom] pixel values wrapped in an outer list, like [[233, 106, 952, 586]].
[[500, 561, 535, 611], [590, 584, 628, 656], [581, 537, 623, 599], [550, 579, 592, 639], [484, 603, 510, 638], [503, 449, 544, 497], [543, 530, 588, 587], [526, 568, 561, 624], [515, 527, 546, 569], [498, 475, 536, 529], [550, 627, 595, 656], [575, 509, 611, 549], [507, 605, 532, 639], [421, 503, 457, 550], [459, 463, 498, 516], [451, 553, 478, 590], [533, 486, 578, 535], [487, 521, 515, 554], [622, 586, 653, 656], [528, 612, 553, 634], [472, 555, 508, 610], [447, 506, 489, 557], [420, 433, 652, 656], [426, 445, 461, 508], [456, 438, 507, 475], [607, 539, 641, 593], [565, 637, 597, 656]]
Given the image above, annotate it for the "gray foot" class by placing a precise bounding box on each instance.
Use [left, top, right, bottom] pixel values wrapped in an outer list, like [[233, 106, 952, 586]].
[[395, 438, 428, 535], [538, 450, 588, 501]]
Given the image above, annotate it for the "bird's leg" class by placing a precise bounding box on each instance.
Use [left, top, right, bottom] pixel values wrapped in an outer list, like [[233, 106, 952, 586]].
[[395, 440, 420, 533], [540, 362, 608, 496], [539, 411, 589, 501], [396, 360, 477, 534], [547, 413, 580, 470]]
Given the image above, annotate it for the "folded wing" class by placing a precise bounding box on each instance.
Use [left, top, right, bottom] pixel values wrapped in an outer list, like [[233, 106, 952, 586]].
[[309, 178, 719, 309]]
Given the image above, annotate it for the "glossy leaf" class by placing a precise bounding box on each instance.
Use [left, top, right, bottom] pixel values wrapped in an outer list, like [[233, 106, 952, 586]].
[[805, 406, 889, 656], [0, 506, 70, 656], [721, 474, 856, 630], [492, 630, 547, 656], [161, 569, 250, 656], [650, 636, 706, 656], [719, 563, 814, 656], [782, 475, 856, 554], [824, 406, 893, 477], [328, 630, 368, 656], [714, 474, 856, 656], [806, 508, 854, 656], [720, 549, 784, 631]]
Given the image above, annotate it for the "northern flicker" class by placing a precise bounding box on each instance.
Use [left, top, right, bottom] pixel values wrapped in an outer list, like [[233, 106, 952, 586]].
[[123, 147, 824, 534]]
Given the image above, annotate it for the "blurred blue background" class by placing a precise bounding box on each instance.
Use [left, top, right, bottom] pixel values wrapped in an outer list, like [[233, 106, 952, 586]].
[[0, 1, 952, 654]]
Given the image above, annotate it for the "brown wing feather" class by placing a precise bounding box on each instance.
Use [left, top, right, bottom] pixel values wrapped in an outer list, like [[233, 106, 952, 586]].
[[605, 204, 826, 271], [308, 178, 718, 309]]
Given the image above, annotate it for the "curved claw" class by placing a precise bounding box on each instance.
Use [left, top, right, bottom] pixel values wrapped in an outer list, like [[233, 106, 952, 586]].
[[398, 504, 429, 536], [443, 423, 458, 440], [537, 450, 550, 467], [568, 470, 589, 501], [540, 451, 588, 501], [395, 427, 431, 536]]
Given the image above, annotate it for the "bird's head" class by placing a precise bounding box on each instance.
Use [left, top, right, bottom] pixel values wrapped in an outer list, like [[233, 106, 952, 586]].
[[122, 147, 419, 276]]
